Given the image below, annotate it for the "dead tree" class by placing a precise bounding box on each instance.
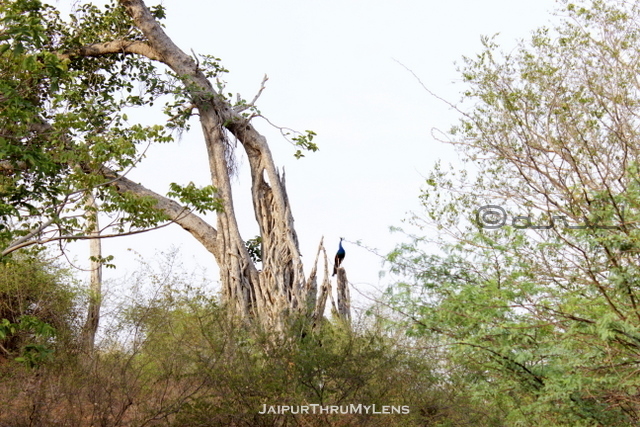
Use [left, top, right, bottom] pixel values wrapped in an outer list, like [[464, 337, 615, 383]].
[[336, 268, 351, 322], [64, 0, 348, 329]]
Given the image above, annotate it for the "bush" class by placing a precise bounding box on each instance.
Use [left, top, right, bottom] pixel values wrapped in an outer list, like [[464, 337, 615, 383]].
[[0, 255, 495, 426], [0, 253, 79, 362]]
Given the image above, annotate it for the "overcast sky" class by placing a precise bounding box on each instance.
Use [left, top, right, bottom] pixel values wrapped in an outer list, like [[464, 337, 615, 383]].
[[60, 0, 559, 312]]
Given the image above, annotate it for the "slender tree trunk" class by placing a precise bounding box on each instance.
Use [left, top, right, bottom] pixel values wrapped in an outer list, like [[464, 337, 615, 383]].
[[336, 268, 351, 322], [81, 192, 102, 352]]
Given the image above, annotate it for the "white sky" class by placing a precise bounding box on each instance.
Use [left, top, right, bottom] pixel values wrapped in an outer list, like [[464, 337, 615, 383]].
[[61, 0, 559, 311]]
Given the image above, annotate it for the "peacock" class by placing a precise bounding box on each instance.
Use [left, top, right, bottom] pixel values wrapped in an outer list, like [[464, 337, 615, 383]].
[[332, 238, 345, 276]]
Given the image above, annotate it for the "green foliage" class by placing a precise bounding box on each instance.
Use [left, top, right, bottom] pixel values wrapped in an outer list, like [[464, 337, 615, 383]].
[[0, 253, 78, 366], [291, 129, 318, 159], [9, 315, 56, 367], [244, 235, 262, 263], [0, 0, 321, 258], [387, 0, 640, 425], [0, 1, 69, 232], [112, 283, 472, 426], [167, 181, 224, 214], [0, 0, 178, 255], [0, 250, 499, 426], [89, 254, 115, 269]]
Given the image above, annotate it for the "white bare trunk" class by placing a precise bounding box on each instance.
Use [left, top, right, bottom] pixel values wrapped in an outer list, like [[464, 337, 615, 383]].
[[336, 268, 351, 322], [111, 0, 347, 329], [82, 192, 102, 351]]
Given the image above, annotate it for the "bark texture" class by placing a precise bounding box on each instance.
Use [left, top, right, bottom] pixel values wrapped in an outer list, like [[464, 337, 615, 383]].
[[81, 192, 102, 352], [80, 0, 348, 328], [336, 268, 351, 323]]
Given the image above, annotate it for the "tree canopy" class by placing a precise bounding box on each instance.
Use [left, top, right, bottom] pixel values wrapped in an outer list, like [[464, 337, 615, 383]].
[[0, 0, 177, 257], [387, 0, 640, 424], [0, 0, 332, 331]]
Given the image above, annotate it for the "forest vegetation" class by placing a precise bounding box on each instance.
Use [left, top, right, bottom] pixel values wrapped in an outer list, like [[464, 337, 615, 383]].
[[2, 0, 640, 425]]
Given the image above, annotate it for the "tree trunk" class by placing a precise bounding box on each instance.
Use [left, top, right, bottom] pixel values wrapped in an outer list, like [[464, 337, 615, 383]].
[[110, 0, 343, 329], [81, 192, 102, 352], [336, 268, 351, 322]]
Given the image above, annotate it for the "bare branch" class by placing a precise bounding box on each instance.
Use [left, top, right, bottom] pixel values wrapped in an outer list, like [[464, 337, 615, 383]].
[[59, 40, 162, 61], [2, 220, 178, 257], [99, 166, 220, 257], [234, 74, 269, 113]]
